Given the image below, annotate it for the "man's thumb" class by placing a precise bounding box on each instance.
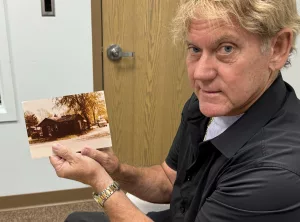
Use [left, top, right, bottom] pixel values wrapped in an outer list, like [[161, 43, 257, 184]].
[[52, 143, 73, 161], [81, 147, 104, 162]]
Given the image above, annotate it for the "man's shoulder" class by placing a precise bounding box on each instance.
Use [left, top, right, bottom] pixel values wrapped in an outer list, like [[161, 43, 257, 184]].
[[234, 89, 300, 176], [215, 164, 300, 213], [263, 84, 300, 168]]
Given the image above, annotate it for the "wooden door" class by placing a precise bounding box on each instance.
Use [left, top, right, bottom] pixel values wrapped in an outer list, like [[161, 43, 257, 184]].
[[102, 0, 192, 166]]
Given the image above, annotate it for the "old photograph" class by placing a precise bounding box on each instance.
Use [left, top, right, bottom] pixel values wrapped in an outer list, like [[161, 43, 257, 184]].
[[22, 91, 112, 159]]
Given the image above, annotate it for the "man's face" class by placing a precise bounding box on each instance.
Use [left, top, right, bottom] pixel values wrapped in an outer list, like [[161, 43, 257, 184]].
[[186, 18, 275, 117]]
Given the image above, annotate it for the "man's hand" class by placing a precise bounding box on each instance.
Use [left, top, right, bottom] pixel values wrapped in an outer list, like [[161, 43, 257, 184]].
[[49, 143, 113, 191], [81, 146, 120, 176], [50, 144, 153, 222]]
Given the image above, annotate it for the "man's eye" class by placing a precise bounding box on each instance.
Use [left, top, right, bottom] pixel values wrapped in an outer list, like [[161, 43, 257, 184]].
[[188, 46, 201, 54], [220, 45, 234, 54]]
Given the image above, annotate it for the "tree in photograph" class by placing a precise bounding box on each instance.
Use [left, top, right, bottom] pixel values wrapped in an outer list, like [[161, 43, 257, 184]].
[[95, 99, 109, 122], [54, 92, 108, 129], [88, 92, 108, 124], [37, 108, 53, 121], [24, 111, 39, 127], [62, 109, 75, 116]]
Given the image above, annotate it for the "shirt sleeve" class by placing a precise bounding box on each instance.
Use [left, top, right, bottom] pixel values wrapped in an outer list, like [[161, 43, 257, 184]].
[[196, 166, 300, 222], [165, 95, 193, 171], [165, 117, 186, 170]]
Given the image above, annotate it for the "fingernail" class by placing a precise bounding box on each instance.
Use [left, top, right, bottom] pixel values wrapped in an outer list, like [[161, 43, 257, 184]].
[[52, 143, 61, 150], [82, 147, 89, 155]]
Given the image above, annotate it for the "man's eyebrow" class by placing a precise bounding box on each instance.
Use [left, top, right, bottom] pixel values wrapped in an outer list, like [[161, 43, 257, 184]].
[[212, 34, 240, 46], [185, 34, 240, 47], [185, 40, 193, 45]]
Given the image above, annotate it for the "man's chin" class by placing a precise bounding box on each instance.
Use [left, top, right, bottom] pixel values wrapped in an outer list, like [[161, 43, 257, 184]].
[[199, 103, 228, 117]]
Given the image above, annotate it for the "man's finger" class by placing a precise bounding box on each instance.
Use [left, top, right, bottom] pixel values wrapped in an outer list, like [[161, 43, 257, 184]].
[[52, 143, 74, 161], [81, 147, 106, 162], [49, 155, 62, 167], [49, 155, 66, 175]]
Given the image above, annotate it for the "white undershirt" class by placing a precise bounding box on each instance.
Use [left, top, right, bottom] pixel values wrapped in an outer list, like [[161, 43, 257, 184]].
[[204, 114, 243, 141]]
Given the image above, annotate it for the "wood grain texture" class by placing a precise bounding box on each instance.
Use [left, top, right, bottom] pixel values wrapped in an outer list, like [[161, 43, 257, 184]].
[[102, 0, 192, 167]]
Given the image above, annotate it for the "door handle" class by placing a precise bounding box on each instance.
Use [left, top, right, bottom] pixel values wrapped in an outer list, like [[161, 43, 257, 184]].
[[107, 44, 135, 61]]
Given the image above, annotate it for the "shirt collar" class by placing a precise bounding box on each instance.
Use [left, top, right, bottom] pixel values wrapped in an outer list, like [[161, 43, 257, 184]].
[[187, 73, 288, 159]]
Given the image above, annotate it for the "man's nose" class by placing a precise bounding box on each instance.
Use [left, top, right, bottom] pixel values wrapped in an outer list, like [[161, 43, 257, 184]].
[[193, 54, 217, 81]]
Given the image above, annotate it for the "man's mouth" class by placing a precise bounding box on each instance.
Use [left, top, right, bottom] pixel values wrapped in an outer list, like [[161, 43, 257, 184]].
[[201, 89, 221, 94]]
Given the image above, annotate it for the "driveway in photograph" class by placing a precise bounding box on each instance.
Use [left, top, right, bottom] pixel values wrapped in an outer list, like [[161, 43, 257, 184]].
[[30, 125, 112, 159]]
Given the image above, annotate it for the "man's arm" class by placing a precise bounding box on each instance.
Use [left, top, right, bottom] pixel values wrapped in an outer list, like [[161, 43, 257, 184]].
[[113, 161, 177, 203], [81, 147, 177, 203], [94, 162, 176, 222]]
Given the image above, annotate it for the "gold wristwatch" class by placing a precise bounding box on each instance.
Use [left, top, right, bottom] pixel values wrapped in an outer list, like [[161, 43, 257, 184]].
[[92, 181, 120, 207]]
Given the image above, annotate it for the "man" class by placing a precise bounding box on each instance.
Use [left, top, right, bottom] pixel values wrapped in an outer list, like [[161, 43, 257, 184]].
[[50, 0, 300, 221]]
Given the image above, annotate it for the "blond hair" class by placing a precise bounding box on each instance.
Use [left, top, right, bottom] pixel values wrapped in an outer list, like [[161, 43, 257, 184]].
[[172, 0, 300, 65]]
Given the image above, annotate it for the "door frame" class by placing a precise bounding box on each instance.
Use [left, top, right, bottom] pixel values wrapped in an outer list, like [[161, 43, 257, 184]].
[[91, 0, 103, 91]]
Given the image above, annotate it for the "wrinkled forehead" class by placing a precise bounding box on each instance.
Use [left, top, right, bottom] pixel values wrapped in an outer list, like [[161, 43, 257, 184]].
[[191, 3, 235, 24], [187, 10, 240, 30], [186, 17, 244, 42]]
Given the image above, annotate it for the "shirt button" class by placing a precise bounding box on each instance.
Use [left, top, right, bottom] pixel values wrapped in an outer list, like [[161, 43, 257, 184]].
[[180, 206, 186, 214]]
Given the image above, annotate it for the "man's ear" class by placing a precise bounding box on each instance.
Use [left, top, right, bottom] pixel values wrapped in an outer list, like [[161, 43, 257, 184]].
[[269, 28, 293, 71]]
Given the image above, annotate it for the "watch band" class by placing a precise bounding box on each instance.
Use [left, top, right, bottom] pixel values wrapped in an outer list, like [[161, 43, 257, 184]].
[[92, 181, 120, 207]]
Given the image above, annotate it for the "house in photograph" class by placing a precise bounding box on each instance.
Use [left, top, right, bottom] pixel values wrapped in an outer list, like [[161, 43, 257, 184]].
[[37, 114, 87, 138]]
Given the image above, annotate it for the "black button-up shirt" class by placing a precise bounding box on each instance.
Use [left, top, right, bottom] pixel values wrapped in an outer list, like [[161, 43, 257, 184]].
[[166, 74, 300, 222]]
